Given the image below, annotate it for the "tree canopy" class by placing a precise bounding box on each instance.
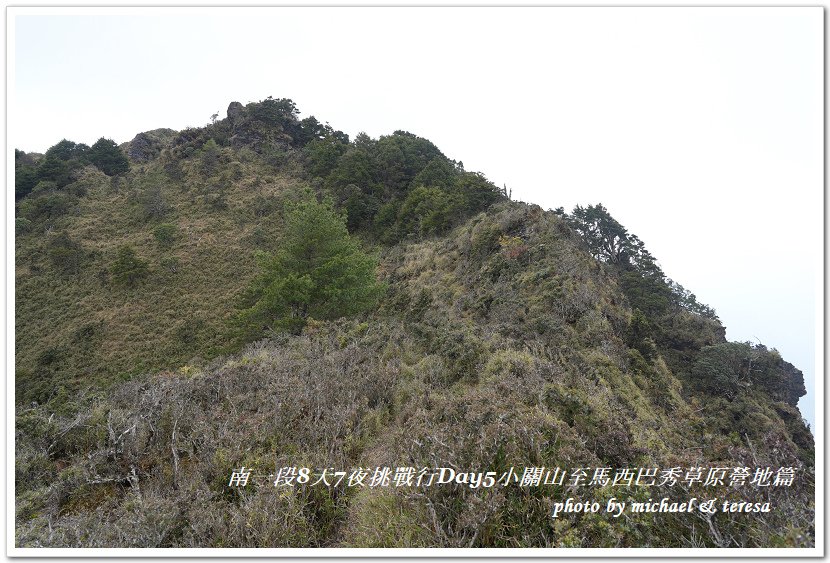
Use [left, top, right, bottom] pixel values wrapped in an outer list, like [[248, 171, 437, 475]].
[[568, 203, 717, 321], [88, 138, 129, 176], [45, 139, 89, 162]]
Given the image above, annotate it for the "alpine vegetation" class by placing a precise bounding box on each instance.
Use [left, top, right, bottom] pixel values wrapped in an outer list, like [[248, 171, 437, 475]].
[[14, 97, 813, 549]]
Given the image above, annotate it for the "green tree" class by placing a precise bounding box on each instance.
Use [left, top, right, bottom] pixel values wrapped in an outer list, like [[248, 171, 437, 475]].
[[88, 138, 129, 176], [331, 183, 380, 232], [18, 191, 77, 223], [373, 131, 445, 194], [250, 96, 299, 127], [36, 155, 72, 188], [45, 139, 89, 162], [305, 136, 348, 177], [569, 204, 631, 264], [667, 279, 719, 320], [568, 203, 715, 322], [239, 194, 384, 335], [326, 147, 375, 191], [295, 115, 348, 147], [626, 308, 657, 360], [411, 157, 458, 189], [456, 171, 503, 211]]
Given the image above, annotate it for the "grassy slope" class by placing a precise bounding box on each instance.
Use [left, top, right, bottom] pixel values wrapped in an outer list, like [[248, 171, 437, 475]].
[[16, 148, 309, 399]]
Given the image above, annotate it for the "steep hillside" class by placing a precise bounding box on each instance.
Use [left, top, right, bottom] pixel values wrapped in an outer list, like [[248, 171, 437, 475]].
[[15, 97, 502, 404], [14, 98, 813, 548]]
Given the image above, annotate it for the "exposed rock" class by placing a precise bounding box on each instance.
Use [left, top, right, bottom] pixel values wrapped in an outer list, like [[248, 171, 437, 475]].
[[127, 133, 156, 162], [227, 102, 244, 126], [772, 359, 807, 407], [127, 129, 176, 162]]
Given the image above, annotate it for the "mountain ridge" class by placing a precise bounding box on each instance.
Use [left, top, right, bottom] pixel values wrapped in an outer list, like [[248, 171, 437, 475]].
[[14, 96, 813, 548]]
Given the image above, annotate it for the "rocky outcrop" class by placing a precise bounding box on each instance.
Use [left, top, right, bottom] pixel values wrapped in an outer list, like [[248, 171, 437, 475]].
[[227, 101, 244, 127], [127, 129, 176, 162]]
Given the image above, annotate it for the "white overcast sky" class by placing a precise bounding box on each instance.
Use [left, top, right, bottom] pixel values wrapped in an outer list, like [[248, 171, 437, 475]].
[[10, 7, 823, 429]]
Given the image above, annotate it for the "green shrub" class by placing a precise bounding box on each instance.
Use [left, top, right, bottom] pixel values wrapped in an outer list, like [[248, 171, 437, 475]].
[[305, 136, 348, 177], [30, 180, 58, 197], [15, 164, 38, 200], [110, 245, 149, 287], [430, 326, 485, 383], [35, 156, 72, 187], [153, 223, 178, 248], [626, 308, 657, 360]]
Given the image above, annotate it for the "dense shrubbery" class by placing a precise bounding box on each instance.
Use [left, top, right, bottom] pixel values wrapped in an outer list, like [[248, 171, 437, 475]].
[[15, 138, 129, 202], [16, 305, 812, 547], [300, 127, 505, 239], [691, 341, 807, 405], [16, 321, 403, 547]]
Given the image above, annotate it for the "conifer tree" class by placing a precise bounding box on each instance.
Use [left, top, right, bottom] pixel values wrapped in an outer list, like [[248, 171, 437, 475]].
[[239, 193, 384, 334]]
